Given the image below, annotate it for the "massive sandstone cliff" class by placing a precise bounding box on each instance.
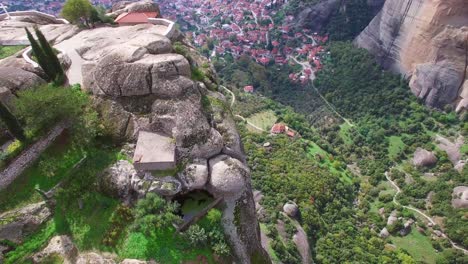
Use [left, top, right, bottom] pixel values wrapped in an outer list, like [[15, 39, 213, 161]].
[[355, 0, 468, 111]]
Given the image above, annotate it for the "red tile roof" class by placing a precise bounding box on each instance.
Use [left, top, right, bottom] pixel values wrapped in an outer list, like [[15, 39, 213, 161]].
[[271, 123, 286, 134], [115, 12, 159, 24]]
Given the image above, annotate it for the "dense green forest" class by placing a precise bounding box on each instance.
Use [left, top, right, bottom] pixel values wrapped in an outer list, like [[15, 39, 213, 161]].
[[219, 40, 468, 263]]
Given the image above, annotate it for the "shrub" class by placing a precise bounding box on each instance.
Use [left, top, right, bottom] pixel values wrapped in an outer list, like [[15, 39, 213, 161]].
[[61, 0, 93, 27], [183, 225, 208, 246], [103, 205, 134, 247], [131, 193, 182, 235], [6, 140, 23, 158], [191, 67, 205, 82], [14, 85, 98, 142]]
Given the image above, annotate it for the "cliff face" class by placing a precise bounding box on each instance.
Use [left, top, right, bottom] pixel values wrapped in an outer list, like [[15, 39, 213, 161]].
[[295, 0, 385, 33], [355, 0, 468, 111]]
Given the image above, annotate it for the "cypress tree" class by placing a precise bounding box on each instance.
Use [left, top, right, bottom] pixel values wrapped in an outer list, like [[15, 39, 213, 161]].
[[0, 101, 26, 142], [25, 28, 53, 82], [34, 26, 65, 85]]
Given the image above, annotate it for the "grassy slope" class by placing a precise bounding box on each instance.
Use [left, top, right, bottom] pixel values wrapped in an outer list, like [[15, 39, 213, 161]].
[[339, 123, 353, 145], [390, 229, 439, 264], [246, 110, 277, 131], [0, 46, 26, 59], [308, 141, 352, 184], [0, 140, 86, 212], [388, 136, 405, 159]]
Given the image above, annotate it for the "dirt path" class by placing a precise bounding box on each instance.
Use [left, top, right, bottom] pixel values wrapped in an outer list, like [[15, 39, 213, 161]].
[[288, 55, 355, 127], [220, 85, 268, 132], [385, 171, 468, 254]]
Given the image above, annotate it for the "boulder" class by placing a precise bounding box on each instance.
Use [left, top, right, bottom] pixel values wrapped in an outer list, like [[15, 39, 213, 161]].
[[178, 159, 209, 191], [32, 235, 78, 264], [0, 67, 46, 96], [92, 97, 134, 141], [387, 211, 398, 226], [283, 202, 299, 218], [76, 252, 115, 264], [147, 176, 182, 197], [121, 260, 149, 264], [295, 0, 341, 32], [379, 227, 390, 238], [0, 202, 52, 243], [207, 155, 249, 198], [412, 148, 437, 167], [451, 186, 468, 209], [190, 128, 224, 159], [99, 160, 136, 200], [109, 0, 161, 18], [409, 62, 463, 108], [455, 160, 466, 173]]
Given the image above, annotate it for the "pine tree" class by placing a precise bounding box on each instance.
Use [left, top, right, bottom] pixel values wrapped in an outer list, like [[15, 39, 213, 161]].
[[25, 28, 53, 82], [34, 26, 65, 85], [0, 101, 26, 142]]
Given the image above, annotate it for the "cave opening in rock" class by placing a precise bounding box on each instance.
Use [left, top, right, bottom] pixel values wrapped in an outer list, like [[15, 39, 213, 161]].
[[173, 190, 215, 222]]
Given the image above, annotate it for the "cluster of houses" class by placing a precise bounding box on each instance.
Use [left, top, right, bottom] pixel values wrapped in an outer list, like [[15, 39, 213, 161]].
[[158, 0, 329, 82]]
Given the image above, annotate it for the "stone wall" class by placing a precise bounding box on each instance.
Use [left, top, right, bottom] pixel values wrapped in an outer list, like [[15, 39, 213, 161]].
[[147, 18, 176, 39], [0, 122, 68, 190]]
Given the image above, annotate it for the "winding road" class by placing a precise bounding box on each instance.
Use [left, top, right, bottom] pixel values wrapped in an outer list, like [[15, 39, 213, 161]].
[[220, 85, 267, 132], [385, 171, 468, 254]]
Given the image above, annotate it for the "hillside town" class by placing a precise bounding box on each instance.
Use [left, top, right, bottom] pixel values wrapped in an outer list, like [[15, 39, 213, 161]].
[[3, 0, 330, 85], [158, 0, 329, 84]]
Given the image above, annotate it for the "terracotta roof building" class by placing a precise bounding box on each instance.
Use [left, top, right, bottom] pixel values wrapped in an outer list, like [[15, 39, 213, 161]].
[[115, 12, 159, 26], [271, 123, 286, 134], [244, 85, 254, 93]]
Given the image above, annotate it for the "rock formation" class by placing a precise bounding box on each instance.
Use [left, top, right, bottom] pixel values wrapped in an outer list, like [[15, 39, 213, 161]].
[[0, 6, 269, 262], [355, 0, 468, 111], [283, 202, 300, 218], [295, 0, 385, 32], [108, 0, 162, 19], [452, 186, 468, 209], [412, 148, 437, 167], [33, 236, 150, 264], [0, 202, 52, 243], [63, 20, 268, 263]]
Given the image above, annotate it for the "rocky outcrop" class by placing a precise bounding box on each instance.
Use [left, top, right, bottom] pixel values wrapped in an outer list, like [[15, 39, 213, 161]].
[[32, 235, 78, 264], [0, 67, 45, 103], [379, 227, 390, 238], [0, 202, 52, 243], [295, 0, 341, 32], [178, 159, 209, 191], [16, 18, 269, 263], [295, 0, 385, 32], [355, 0, 468, 110], [33, 235, 154, 264], [283, 202, 299, 218], [412, 148, 437, 167], [452, 186, 468, 209], [207, 155, 248, 198], [99, 160, 135, 200], [108, 0, 162, 19]]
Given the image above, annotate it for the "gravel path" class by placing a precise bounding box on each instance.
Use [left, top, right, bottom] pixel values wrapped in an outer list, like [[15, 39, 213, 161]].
[[220, 85, 268, 132], [385, 171, 468, 254]]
